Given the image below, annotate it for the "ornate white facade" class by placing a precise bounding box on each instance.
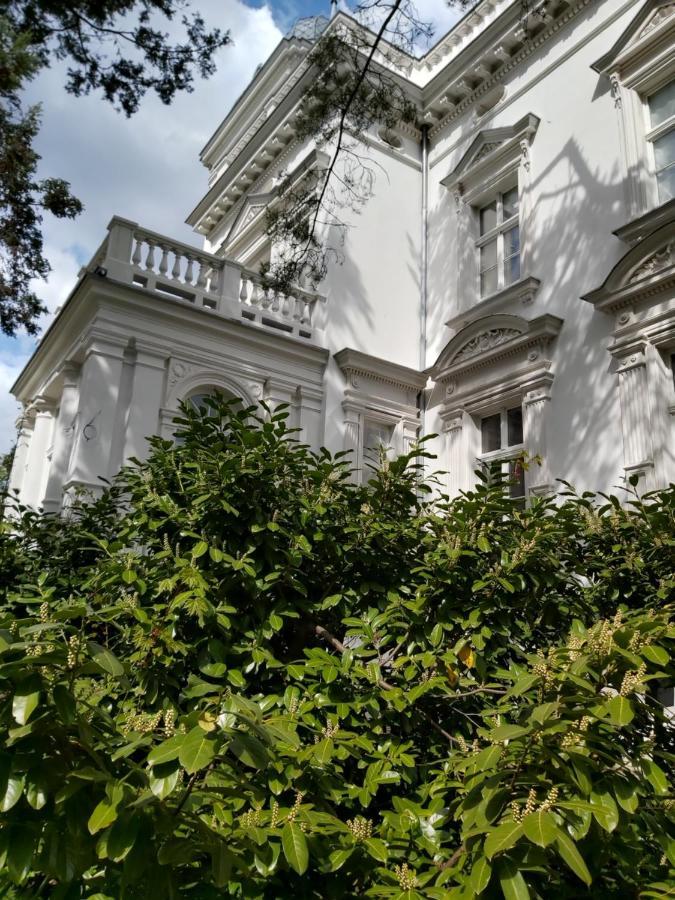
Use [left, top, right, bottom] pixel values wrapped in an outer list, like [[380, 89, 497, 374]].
[[8, 0, 675, 511]]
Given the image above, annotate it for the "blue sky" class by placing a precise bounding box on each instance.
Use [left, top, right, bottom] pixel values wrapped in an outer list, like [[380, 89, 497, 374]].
[[0, 0, 462, 453]]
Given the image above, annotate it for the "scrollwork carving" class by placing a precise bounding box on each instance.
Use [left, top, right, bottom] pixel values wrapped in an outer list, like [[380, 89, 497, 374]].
[[629, 242, 674, 283], [453, 328, 521, 362]]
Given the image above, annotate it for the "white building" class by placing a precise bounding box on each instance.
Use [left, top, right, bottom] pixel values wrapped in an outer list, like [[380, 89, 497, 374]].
[[7, 0, 675, 512]]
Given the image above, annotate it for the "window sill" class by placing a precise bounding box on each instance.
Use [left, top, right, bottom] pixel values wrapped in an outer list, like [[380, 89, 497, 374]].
[[446, 275, 541, 332]]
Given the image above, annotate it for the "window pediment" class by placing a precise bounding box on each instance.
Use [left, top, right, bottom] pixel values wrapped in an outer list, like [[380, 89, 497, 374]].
[[592, 0, 675, 81], [223, 193, 272, 247], [440, 113, 539, 200], [429, 313, 563, 381], [582, 215, 675, 313]]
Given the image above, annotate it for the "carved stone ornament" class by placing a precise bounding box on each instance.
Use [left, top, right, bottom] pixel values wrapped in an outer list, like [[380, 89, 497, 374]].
[[169, 360, 193, 385], [609, 74, 622, 109], [629, 241, 674, 283], [471, 141, 502, 165], [453, 328, 521, 362], [519, 139, 531, 171], [637, 3, 675, 39]]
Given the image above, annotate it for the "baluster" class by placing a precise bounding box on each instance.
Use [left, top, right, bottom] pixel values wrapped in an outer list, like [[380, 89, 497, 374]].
[[158, 245, 169, 277], [292, 295, 302, 321], [171, 251, 182, 281], [239, 276, 249, 304], [184, 256, 195, 285], [131, 237, 142, 267], [283, 294, 294, 319], [209, 265, 220, 295], [261, 286, 272, 310], [196, 259, 208, 290], [271, 291, 280, 313], [252, 282, 264, 307], [299, 298, 310, 325], [144, 240, 157, 272]]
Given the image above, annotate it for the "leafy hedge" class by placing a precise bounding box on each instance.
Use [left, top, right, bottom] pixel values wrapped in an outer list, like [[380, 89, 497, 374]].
[[0, 399, 673, 898]]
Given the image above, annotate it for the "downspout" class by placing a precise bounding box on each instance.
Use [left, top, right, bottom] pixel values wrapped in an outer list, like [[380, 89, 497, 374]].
[[419, 124, 430, 440]]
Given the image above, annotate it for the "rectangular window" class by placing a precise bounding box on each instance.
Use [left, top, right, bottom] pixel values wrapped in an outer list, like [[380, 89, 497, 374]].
[[362, 419, 395, 468], [647, 80, 675, 204], [479, 406, 525, 499], [477, 187, 520, 298]]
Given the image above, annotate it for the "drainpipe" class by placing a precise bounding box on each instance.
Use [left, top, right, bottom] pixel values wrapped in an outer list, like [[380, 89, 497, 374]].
[[419, 124, 430, 440]]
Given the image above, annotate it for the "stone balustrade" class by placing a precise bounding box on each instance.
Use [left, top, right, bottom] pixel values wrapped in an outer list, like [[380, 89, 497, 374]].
[[93, 216, 323, 341]]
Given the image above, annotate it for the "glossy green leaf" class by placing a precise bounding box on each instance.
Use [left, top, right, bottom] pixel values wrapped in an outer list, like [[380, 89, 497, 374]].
[[363, 838, 388, 862], [497, 858, 530, 900], [605, 695, 634, 726], [282, 822, 308, 875], [522, 810, 557, 847], [468, 855, 492, 894], [590, 790, 619, 832], [485, 822, 523, 860], [147, 733, 185, 766], [178, 727, 216, 774], [642, 759, 669, 796], [12, 679, 40, 725], [555, 831, 592, 885], [229, 732, 269, 769], [87, 641, 124, 676], [1, 775, 24, 812], [88, 799, 118, 834]]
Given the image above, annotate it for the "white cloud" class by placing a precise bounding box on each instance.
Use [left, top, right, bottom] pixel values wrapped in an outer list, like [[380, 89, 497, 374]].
[[0, 0, 283, 451]]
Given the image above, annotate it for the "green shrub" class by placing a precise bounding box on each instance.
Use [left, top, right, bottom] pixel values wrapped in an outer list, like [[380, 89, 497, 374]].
[[0, 398, 673, 898]]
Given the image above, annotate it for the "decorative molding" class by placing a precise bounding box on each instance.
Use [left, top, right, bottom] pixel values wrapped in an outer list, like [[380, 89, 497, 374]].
[[593, 0, 675, 74], [430, 313, 563, 381], [453, 328, 521, 362], [334, 348, 427, 394], [445, 276, 542, 331], [428, 0, 593, 139], [582, 215, 675, 314], [629, 242, 675, 283], [440, 113, 540, 200]]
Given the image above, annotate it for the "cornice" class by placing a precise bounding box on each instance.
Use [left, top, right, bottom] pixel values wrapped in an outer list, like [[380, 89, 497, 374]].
[[613, 198, 675, 245], [425, 0, 593, 138], [445, 276, 541, 331], [334, 348, 427, 393]]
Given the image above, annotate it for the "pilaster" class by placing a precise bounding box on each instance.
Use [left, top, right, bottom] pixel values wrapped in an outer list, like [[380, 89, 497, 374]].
[[616, 347, 655, 489], [22, 398, 56, 509], [523, 384, 554, 495], [65, 337, 127, 499], [43, 364, 81, 514], [5, 413, 34, 509], [123, 343, 168, 463]]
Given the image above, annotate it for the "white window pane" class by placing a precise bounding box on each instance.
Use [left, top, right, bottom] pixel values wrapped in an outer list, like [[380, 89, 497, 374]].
[[649, 80, 675, 129], [502, 186, 519, 220], [504, 225, 520, 256], [363, 421, 394, 464], [480, 267, 498, 297], [654, 130, 675, 170], [657, 166, 675, 203], [480, 239, 497, 270], [479, 200, 497, 235], [481, 414, 502, 453], [504, 253, 520, 285]]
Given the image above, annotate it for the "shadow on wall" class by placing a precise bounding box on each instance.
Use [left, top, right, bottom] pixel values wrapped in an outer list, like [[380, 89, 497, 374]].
[[426, 132, 637, 495]]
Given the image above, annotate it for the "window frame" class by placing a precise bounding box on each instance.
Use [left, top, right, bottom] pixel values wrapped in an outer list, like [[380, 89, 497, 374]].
[[475, 186, 520, 299], [477, 406, 526, 499], [644, 79, 675, 205]]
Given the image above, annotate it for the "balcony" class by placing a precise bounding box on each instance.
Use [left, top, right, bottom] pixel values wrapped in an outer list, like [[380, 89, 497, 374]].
[[87, 216, 324, 342]]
